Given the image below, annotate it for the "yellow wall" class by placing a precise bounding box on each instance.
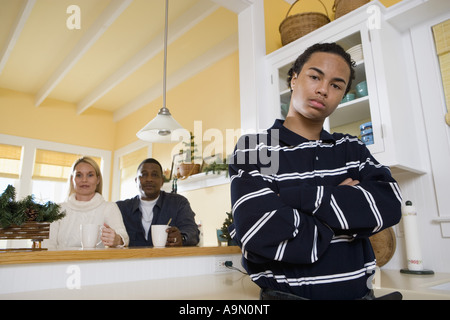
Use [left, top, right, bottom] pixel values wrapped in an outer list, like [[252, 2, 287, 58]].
[[114, 52, 241, 247], [115, 51, 241, 173], [183, 184, 232, 247], [0, 0, 404, 246], [0, 0, 405, 168], [0, 87, 116, 151], [265, 0, 404, 54]]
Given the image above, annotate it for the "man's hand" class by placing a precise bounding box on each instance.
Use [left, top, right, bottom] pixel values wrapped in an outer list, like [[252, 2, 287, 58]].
[[166, 226, 183, 247]]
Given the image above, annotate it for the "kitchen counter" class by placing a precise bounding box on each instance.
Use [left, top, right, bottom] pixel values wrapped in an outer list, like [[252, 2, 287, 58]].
[[0, 271, 261, 300], [374, 269, 450, 300], [1, 268, 449, 300], [0, 246, 244, 296], [1, 246, 449, 299], [0, 245, 242, 265]]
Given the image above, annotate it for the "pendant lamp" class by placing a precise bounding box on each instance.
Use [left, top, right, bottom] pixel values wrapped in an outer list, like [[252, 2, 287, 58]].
[[137, 0, 183, 143]]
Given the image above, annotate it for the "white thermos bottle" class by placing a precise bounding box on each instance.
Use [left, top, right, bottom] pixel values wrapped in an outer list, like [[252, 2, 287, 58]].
[[400, 201, 434, 275]]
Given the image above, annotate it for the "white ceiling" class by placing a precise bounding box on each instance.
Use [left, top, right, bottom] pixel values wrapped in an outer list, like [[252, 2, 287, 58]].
[[0, 0, 240, 121]]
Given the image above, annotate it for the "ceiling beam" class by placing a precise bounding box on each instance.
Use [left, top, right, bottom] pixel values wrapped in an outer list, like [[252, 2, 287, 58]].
[[210, 0, 255, 14], [113, 33, 238, 122], [34, 0, 133, 107], [77, 0, 219, 115], [0, 0, 36, 75]]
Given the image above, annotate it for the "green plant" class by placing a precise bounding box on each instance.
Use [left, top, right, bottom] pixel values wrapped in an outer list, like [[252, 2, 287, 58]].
[[202, 158, 229, 177], [0, 185, 66, 228], [220, 211, 233, 241], [179, 132, 201, 164]]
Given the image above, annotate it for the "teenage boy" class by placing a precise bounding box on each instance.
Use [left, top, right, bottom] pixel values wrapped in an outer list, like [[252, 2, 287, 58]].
[[229, 43, 402, 300]]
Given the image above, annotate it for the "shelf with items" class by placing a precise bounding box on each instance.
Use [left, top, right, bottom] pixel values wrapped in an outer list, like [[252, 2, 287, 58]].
[[162, 172, 229, 193], [329, 96, 371, 129]]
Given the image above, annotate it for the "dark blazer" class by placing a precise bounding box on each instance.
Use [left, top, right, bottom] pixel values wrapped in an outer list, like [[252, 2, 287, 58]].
[[117, 191, 199, 247]]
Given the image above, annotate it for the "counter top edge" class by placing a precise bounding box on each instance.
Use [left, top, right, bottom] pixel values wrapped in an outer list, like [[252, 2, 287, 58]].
[[0, 246, 242, 265]]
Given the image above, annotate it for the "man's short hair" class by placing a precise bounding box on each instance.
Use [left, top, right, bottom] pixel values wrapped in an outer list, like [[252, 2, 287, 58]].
[[137, 158, 163, 175]]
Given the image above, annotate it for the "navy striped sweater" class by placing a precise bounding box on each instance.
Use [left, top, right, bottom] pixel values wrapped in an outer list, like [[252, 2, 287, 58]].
[[229, 119, 402, 300]]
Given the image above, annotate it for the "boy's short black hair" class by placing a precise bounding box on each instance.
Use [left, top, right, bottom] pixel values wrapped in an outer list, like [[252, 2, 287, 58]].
[[137, 158, 163, 175], [287, 42, 356, 95]]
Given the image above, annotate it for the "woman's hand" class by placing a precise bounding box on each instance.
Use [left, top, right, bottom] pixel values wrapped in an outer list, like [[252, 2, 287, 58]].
[[101, 223, 124, 247]]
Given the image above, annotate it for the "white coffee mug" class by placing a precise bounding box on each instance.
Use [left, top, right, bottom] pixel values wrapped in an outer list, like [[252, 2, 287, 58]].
[[151, 225, 168, 248], [80, 224, 101, 249]]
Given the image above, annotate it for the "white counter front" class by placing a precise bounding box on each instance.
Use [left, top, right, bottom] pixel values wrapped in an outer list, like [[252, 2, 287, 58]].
[[0, 246, 250, 297], [1, 246, 449, 300]]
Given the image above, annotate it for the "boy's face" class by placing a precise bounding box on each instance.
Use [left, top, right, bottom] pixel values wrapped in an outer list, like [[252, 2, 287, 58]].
[[289, 51, 350, 124]]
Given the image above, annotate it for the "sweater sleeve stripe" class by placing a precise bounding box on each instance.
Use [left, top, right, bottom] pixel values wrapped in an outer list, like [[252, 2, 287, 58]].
[[354, 185, 383, 232], [313, 186, 324, 214], [293, 209, 300, 236], [390, 182, 403, 203], [232, 187, 273, 213], [311, 226, 319, 263], [250, 261, 376, 287], [275, 239, 288, 261], [331, 194, 349, 229], [241, 210, 277, 249]]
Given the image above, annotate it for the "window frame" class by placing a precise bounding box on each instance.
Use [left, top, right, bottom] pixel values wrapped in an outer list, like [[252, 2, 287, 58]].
[[112, 140, 152, 202], [0, 134, 112, 200]]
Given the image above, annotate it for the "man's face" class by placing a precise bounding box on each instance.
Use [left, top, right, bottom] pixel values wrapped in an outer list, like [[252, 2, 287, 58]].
[[289, 51, 350, 123], [136, 163, 164, 200]]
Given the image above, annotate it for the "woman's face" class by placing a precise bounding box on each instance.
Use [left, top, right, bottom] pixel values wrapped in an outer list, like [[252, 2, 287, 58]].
[[72, 162, 99, 200]]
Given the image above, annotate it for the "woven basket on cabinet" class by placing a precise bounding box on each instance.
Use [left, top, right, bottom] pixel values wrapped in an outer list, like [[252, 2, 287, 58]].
[[279, 0, 330, 46], [333, 0, 370, 19]]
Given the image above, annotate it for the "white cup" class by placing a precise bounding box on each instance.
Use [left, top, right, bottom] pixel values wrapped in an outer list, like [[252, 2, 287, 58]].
[[80, 224, 101, 249], [151, 225, 168, 248]]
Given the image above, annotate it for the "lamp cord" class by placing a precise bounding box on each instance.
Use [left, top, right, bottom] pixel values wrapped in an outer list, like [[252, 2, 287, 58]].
[[162, 0, 169, 111]]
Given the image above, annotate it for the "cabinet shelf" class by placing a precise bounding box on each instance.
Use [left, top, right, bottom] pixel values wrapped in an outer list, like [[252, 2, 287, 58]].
[[162, 172, 229, 193], [331, 96, 370, 128]]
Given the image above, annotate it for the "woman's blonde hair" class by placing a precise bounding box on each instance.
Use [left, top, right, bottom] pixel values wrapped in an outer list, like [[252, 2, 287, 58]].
[[68, 156, 103, 196]]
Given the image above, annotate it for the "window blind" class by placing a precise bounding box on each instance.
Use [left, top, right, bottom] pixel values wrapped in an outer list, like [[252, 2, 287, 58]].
[[119, 147, 148, 182], [33, 149, 101, 182], [432, 19, 450, 124], [0, 144, 22, 179]]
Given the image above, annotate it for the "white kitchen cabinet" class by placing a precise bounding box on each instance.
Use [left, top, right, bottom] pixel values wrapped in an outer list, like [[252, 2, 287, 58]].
[[264, 1, 425, 175]]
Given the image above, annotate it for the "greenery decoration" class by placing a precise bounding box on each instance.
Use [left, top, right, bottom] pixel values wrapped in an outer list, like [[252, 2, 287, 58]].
[[220, 211, 233, 242], [202, 156, 229, 177], [0, 185, 66, 228], [202, 161, 229, 177], [180, 132, 201, 164]]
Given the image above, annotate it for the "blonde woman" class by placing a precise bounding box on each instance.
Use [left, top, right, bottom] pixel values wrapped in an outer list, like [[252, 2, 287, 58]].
[[46, 157, 129, 248]]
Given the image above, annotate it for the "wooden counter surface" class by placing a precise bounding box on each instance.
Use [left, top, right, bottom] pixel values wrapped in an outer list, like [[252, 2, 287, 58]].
[[0, 245, 242, 266]]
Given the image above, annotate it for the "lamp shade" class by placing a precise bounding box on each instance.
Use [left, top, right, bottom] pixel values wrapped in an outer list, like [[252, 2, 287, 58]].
[[136, 107, 183, 143]]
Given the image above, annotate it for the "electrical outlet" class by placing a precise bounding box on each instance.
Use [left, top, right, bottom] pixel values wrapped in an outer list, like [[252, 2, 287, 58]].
[[215, 257, 232, 272]]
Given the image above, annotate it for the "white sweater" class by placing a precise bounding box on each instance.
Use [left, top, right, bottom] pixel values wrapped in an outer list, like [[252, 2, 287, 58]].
[[45, 193, 129, 248]]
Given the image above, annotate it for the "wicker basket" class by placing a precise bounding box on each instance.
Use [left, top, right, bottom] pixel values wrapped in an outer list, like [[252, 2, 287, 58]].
[[279, 0, 330, 46], [333, 0, 370, 19], [177, 163, 201, 178], [0, 221, 50, 249]]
